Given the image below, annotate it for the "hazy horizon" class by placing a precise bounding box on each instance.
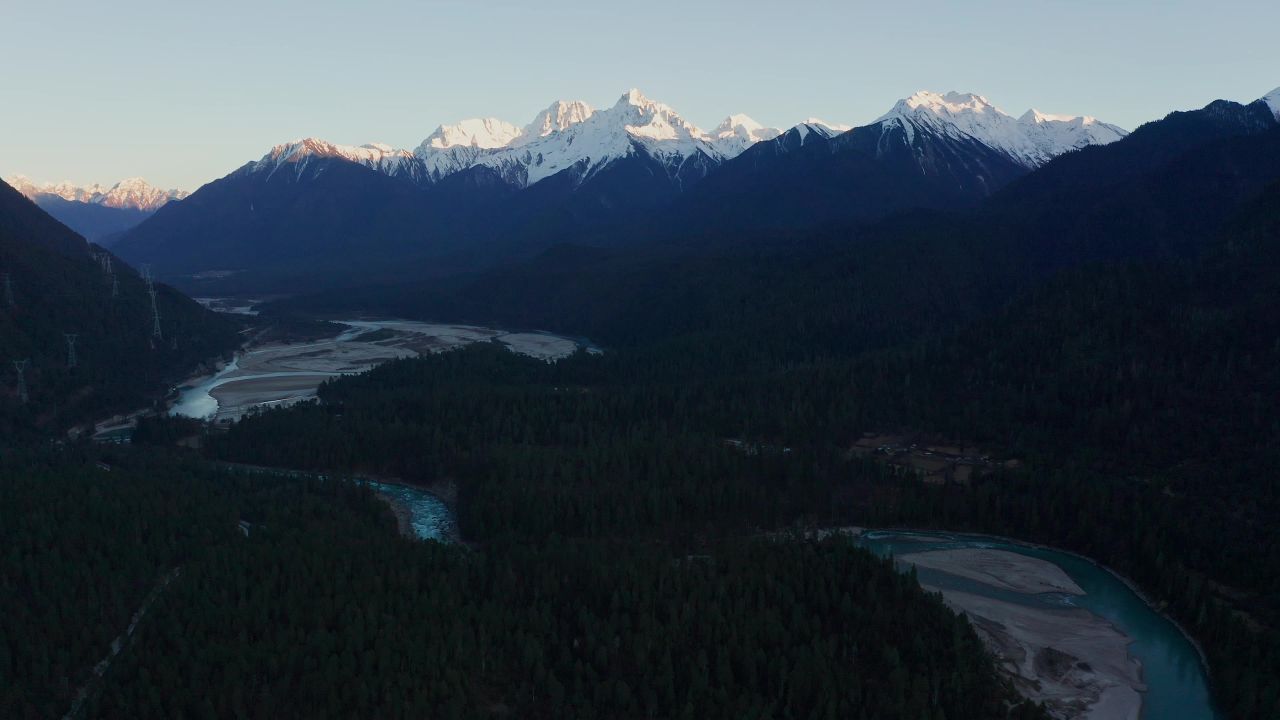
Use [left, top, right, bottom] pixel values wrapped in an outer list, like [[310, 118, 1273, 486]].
[[3, 0, 1277, 191]]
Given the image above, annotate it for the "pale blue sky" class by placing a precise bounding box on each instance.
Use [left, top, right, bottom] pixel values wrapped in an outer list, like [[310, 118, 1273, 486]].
[[1, 0, 1276, 191]]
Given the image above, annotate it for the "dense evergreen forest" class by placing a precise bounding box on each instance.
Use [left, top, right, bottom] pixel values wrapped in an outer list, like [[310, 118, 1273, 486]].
[[0, 447, 1039, 720]]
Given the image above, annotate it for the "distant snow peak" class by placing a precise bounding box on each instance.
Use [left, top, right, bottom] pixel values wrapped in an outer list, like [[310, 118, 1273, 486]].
[[1262, 87, 1280, 120], [618, 87, 658, 109], [801, 118, 852, 133], [6, 174, 187, 211], [266, 137, 411, 163], [711, 114, 782, 156], [255, 138, 419, 182], [424, 118, 524, 150], [713, 114, 773, 137], [878, 90, 1127, 167], [522, 100, 594, 141]]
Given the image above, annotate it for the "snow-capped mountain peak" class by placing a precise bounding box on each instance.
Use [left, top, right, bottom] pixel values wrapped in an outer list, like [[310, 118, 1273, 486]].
[[263, 137, 412, 163], [713, 114, 769, 136], [252, 138, 419, 182], [801, 118, 852, 134], [617, 87, 659, 109], [895, 90, 999, 118], [877, 90, 1126, 167], [459, 88, 710, 187], [423, 118, 524, 150], [6, 174, 187, 211], [608, 88, 708, 144], [97, 177, 185, 211], [1019, 109, 1075, 124], [521, 100, 594, 142], [1262, 87, 1280, 121], [710, 114, 782, 156]]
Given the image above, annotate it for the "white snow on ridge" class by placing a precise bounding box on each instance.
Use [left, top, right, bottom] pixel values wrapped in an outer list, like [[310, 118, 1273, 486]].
[[6, 174, 187, 211], [710, 114, 783, 157], [421, 118, 524, 150], [1262, 87, 1280, 121], [877, 90, 1127, 167], [252, 138, 421, 181], [518, 100, 595, 144], [802, 118, 852, 133], [1018, 108, 1129, 164]]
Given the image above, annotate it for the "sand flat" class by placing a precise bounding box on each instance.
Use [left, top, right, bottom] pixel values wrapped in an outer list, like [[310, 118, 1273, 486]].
[[903, 548, 1084, 595], [916, 578, 1142, 720], [928, 586, 1142, 720], [175, 319, 593, 421], [499, 333, 579, 361]]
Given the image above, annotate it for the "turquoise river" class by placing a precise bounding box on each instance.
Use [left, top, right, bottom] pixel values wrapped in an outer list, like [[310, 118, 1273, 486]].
[[857, 530, 1218, 720]]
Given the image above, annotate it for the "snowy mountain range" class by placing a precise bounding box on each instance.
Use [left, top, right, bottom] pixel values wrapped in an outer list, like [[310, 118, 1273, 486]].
[[245, 88, 1127, 193], [5, 175, 188, 212], [874, 91, 1128, 167], [110, 86, 1182, 294], [253, 89, 799, 189]]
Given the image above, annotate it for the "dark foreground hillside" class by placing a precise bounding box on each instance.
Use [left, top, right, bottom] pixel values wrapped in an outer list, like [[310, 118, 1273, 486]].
[[0, 178, 240, 436]]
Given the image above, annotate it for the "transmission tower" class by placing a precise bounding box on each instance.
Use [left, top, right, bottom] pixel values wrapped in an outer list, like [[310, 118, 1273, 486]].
[[13, 360, 28, 404], [142, 264, 153, 290], [3, 272, 12, 307], [111, 275, 120, 298], [65, 334, 78, 368], [149, 287, 163, 340]]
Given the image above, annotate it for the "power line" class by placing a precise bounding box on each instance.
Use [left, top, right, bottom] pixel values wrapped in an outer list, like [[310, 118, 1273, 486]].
[[13, 359, 28, 404], [149, 287, 163, 341]]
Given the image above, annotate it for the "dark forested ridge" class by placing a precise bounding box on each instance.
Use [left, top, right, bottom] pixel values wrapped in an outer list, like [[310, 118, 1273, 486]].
[[0, 178, 241, 435]]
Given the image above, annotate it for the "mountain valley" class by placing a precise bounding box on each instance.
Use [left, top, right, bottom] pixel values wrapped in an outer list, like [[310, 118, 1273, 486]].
[[4, 46, 1280, 720]]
